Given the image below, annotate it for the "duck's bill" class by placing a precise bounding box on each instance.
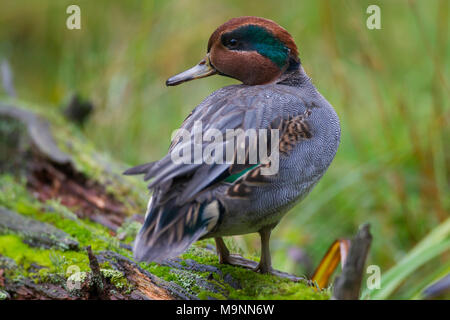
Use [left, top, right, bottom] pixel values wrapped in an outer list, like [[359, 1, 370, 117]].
[[166, 55, 217, 86]]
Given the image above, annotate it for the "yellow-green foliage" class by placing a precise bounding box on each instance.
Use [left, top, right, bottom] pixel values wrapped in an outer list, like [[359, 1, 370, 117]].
[[0, 176, 127, 254], [0, 234, 89, 276], [0, 176, 125, 282], [0, 175, 328, 299], [101, 269, 129, 290], [0, 234, 56, 269], [139, 244, 329, 300]]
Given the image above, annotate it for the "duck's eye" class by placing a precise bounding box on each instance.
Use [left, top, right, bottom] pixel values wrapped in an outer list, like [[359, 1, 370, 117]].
[[225, 38, 239, 49], [229, 39, 238, 47]]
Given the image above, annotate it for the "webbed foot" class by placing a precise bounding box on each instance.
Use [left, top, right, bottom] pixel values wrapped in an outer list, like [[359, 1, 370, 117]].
[[220, 253, 259, 269], [252, 263, 306, 282], [215, 237, 305, 282]]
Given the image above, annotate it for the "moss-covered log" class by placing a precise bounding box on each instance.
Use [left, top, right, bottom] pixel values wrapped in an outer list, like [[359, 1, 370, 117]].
[[0, 99, 330, 300]]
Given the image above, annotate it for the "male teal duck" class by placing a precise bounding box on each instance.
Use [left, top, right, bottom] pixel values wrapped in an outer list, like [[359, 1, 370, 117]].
[[125, 16, 340, 277]]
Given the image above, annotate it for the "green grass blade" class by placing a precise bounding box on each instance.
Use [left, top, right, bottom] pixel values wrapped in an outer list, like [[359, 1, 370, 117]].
[[365, 217, 450, 300]]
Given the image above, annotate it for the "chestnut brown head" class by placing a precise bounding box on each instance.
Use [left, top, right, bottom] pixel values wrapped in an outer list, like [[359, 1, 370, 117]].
[[166, 16, 300, 86]]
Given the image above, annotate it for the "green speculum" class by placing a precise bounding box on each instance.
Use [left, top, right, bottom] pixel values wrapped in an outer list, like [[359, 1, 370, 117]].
[[224, 164, 259, 183]]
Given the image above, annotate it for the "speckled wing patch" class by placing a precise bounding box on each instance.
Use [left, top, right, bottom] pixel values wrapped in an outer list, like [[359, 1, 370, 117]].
[[278, 109, 312, 155], [226, 110, 312, 199]]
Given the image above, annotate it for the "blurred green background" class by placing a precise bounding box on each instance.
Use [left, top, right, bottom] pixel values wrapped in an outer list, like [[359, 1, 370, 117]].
[[0, 0, 448, 299]]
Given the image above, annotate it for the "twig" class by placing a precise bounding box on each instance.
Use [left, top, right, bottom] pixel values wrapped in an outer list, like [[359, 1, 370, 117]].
[[86, 246, 107, 299], [332, 223, 372, 300]]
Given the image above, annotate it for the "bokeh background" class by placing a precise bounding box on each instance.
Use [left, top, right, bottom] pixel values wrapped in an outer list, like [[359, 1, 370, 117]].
[[0, 0, 448, 299]]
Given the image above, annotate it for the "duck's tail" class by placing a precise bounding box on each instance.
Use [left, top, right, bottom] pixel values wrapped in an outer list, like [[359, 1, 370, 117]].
[[133, 199, 220, 263]]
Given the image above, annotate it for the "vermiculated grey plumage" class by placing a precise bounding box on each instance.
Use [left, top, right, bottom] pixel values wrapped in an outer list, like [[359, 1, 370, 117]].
[[126, 66, 340, 262]]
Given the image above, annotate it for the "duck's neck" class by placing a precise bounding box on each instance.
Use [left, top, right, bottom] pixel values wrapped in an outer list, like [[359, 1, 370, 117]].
[[276, 59, 311, 87]]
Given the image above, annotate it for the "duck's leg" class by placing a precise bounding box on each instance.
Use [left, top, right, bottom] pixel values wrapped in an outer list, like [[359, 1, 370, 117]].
[[253, 227, 306, 282], [214, 237, 258, 269], [215, 235, 305, 282], [253, 227, 273, 273]]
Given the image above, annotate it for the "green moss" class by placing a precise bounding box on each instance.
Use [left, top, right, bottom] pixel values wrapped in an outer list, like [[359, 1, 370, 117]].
[[171, 270, 196, 291], [101, 269, 130, 290], [0, 175, 131, 258], [139, 263, 179, 283], [99, 261, 112, 269], [140, 261, 209, 295], [0, 176, 133, 284], [197, 290, 227, 300], [0, 174, 143, 294], [0, 234, 89, 274], [0, 234, 53, 269], [181, 243, 328, 300], [0, 174, 328, 299], [180, 244, 219, 265], [213, 262, 329, 300], [139, 242, 329, 300], [116, 219, 142, 243]]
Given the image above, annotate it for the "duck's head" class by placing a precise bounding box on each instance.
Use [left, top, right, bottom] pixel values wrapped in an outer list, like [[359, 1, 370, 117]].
[[166, 16, 300, 86]]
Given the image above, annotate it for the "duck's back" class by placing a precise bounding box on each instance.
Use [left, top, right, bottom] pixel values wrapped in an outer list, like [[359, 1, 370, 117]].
[[187, 81, 341, 236]]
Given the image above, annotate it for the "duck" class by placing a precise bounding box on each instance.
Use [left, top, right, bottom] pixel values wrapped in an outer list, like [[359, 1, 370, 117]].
[[124, 16, 340, 278]]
